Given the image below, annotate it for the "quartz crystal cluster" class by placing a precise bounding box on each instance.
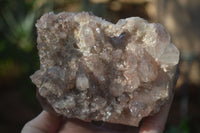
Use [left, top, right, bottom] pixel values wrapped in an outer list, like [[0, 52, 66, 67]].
[[31, 12, 180, 126]]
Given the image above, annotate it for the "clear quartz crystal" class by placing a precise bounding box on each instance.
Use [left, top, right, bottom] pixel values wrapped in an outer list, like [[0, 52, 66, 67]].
[[31, 12, 180, 127]]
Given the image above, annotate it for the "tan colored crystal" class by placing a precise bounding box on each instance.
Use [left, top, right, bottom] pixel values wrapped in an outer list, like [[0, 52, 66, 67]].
[[31, 12, 180, 126]]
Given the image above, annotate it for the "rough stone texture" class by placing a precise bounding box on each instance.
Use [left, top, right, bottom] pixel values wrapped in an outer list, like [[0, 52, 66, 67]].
[[30, 12, 180, 126]]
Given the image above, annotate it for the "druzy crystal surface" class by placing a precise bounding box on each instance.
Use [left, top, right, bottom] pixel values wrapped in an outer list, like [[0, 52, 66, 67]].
[[31, 12, 180, 126]]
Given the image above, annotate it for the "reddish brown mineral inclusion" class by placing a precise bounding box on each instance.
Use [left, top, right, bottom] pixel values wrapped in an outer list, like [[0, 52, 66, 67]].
[[30, 12, 180, 126]]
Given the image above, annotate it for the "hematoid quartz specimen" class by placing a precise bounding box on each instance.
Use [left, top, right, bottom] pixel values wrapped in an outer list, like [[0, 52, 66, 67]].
[[30, 12, 180, 126]]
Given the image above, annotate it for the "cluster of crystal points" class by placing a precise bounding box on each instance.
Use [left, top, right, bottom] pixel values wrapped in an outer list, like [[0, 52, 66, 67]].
[[31, 12, 180, 126]]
